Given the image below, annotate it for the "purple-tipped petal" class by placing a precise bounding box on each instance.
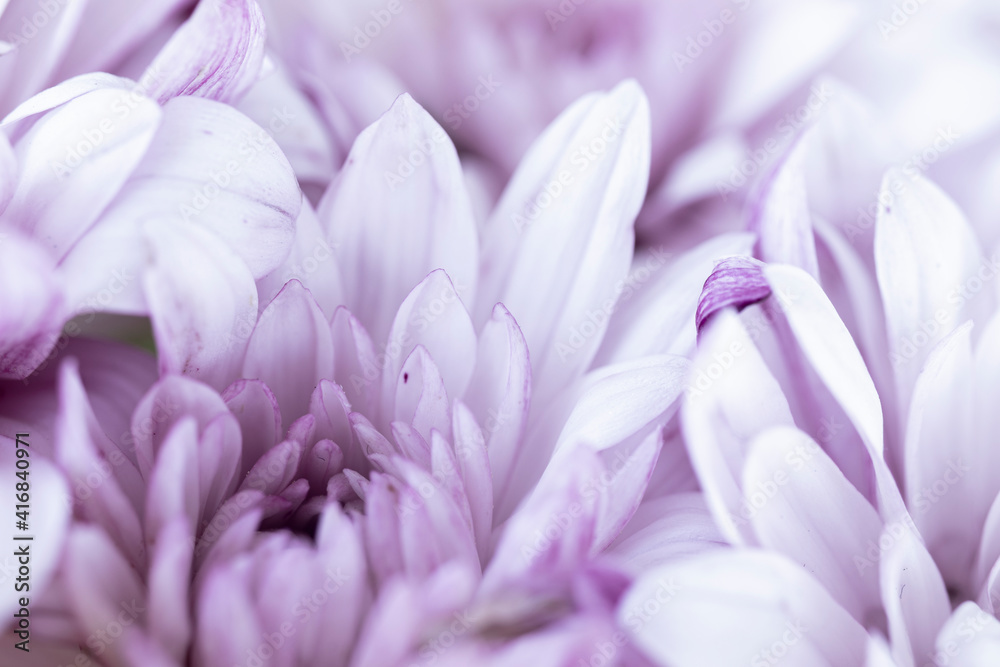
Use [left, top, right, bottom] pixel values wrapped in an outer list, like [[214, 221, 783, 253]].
[[142, 0, 266, 105], [596, 233, 756, 365], [682, 309, 794, 545], [695, 255, 771, 333]]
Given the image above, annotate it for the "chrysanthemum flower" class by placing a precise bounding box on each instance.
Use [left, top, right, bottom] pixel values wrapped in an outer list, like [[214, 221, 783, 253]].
[[0, 79, 744, 666], [0, 0, 301, 380], [250, 0, 1000, 246], [619, 109, 1000, 666]]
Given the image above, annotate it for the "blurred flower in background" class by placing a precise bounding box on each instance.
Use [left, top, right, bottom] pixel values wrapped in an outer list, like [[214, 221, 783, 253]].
[[2, 0, 1000, 665]]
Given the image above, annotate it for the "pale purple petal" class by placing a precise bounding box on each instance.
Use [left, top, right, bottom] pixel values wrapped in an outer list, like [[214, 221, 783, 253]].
[[621, 550, 869, 667], [2, 87, 161, 259], [142, 0, 266, 105], [243, 280, 334, 428], [682, 309, 794, 545], [695, 255, 770, 333], [743, 425, 883, 623], [144, 220, 259, 391], [478, 80, 650, 403], [462, 303, 531, 512], [750, 136, 819, 278], [318, 93, 478, 344], [880, 525, 951, 667]]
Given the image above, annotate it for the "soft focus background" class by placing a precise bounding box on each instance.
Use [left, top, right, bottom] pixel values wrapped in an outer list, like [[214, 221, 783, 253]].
[[5, 0, 1000, 251]]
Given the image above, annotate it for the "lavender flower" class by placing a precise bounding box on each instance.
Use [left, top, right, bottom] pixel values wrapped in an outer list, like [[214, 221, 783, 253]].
[[0, 80, 744, 666], [621, 104, 1000, 666], [0, 0, 300, 380]]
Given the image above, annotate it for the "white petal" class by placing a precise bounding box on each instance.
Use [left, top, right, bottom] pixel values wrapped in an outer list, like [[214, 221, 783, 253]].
[[874, 170, 986, 413], [744, 425, 883, 622], [880, 525, 951, 667], [318, 93, 478, 345], [682, 309, 794, 545], [621, 549, 869, 667], [764, 263, 908, 523], [903, 323, 982, 588], [595, 232, 755, 366], [380, 269, 477, 425], [479, 81, 650, 403], [243, 280, 334, 428], [144, 220, 259, 391], [3, 87, 161, 259]]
